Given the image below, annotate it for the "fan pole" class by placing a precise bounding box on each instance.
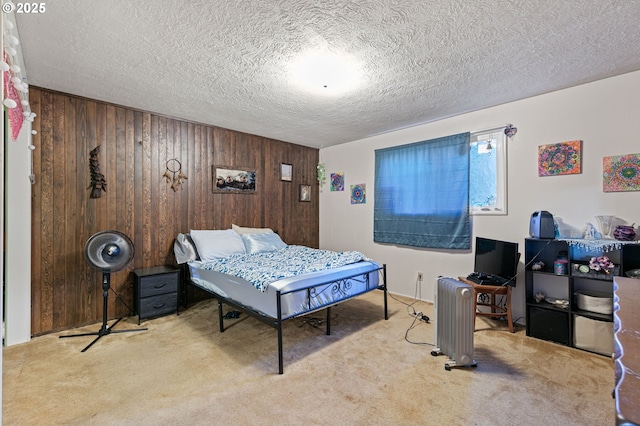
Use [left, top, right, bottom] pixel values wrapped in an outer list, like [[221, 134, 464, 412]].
[[59, 271, 147, 352]]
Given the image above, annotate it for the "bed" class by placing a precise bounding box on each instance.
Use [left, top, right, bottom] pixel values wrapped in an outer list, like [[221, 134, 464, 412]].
[[174, 226, 388, 374]]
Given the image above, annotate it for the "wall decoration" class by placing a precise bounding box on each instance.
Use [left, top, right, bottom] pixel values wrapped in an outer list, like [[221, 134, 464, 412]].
[[538, 140, 582, 176], [350, 183, 366, 204], [330, 172, 344, 191], [3, 50, 24, 140], [162, 158, 188, 192], [280, 163, 292, 181], [504, 124, 518, 138], [603, 153, 640, 192], [88, 145, 107, 198], [317, 163, 326, 186], [300, 184, 311, 202], [213, 165, 256, 193]]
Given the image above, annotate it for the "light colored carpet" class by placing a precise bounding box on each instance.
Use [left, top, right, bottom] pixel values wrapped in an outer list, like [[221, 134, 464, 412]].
[[3, 291, 613, 425]]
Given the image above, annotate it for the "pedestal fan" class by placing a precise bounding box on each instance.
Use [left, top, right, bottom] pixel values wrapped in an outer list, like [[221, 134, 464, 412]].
[[59, 230, 147, 352]]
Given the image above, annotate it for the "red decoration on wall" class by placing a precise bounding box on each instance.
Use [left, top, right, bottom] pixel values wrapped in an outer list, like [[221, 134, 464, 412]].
[[3, 50, 24, 140]]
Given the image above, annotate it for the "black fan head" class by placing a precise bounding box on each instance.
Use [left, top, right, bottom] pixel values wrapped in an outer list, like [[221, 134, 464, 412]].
[[84, 230, 134, 272]]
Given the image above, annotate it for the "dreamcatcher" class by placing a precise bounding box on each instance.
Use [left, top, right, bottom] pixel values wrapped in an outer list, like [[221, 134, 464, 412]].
[[163, 159, 187, 191]]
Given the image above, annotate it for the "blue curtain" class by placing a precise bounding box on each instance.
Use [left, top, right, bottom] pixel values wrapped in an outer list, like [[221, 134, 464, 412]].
[[374, 132, 471, 249]]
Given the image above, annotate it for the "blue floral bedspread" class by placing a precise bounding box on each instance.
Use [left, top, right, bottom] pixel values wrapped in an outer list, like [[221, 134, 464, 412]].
[[199, 245, 367, 291]]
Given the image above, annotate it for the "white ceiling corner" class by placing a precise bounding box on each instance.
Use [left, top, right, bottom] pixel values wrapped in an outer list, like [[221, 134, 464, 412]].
[[13, 0, 640, 148]]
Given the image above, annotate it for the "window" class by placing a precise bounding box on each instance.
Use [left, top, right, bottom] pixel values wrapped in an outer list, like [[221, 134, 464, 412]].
[[469, 129, 507, 215], [374, 132, 471, 250]]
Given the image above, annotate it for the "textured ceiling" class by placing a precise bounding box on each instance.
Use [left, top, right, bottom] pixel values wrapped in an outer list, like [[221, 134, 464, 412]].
[[14, 0, 640, 148]]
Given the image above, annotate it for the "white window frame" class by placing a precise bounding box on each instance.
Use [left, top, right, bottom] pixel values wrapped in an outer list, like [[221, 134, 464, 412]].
[[469, 128, 508, 216]]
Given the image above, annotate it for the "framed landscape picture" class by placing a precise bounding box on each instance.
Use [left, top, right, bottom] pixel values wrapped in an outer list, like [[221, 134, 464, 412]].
[[212, 165, 256, 193], [280, 163, 293, 181]]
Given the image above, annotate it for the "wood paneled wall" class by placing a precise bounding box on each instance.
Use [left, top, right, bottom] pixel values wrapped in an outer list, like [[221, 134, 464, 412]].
[[29, 87, 319, 336]]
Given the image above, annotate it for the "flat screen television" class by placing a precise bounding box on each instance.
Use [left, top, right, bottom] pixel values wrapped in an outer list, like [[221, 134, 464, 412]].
[[473, 237, 520, 285]]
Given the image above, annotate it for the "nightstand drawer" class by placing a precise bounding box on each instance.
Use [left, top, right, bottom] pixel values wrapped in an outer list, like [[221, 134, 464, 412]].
[[138, 273, 179, 298], [139, 292, 178, 318], [133, 266, 181, 323]]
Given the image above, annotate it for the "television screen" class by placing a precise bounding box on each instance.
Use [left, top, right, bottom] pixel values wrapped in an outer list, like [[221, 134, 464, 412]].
[[474, 237, 519, 285]]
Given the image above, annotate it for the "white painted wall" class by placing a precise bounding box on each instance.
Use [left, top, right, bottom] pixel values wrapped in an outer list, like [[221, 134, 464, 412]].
[[319, 70, 640, 325], [3, 10, 32, 347], [4, 120, 32, 345]]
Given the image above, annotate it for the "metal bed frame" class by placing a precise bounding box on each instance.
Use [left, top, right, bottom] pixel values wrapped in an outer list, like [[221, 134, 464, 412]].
[[181, 263, 388, 374]]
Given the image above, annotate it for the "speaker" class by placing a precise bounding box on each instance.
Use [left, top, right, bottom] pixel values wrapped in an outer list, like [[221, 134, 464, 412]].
[[529, 211, 555, 239], [84, 230, 134, 272]]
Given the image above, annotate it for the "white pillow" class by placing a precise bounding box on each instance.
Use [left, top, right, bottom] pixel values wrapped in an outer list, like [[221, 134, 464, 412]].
[[174, 233, 198, 264], [241, 232, 287, 254], [232, 223, 274, 235], [190, 229, 246, 261]]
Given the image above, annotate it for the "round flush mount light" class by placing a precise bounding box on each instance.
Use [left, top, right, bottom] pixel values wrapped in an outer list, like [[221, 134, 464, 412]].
[[289, 50, 362, 96]]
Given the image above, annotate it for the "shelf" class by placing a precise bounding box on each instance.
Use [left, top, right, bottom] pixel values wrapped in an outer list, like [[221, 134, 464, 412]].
[[570, 274, 615, 282], [557, 238, 639, 253], [527, 300, 570, 313], [572, 308, 613, 322], [524, 238, 634, 354], [530, 270, 568, 277]]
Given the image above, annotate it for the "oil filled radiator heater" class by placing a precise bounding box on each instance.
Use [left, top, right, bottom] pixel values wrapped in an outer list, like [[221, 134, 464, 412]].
[[431, 277, 477, 370]]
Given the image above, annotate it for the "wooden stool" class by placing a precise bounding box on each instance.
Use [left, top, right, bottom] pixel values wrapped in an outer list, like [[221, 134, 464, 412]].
[[459, 277, 514, 333]]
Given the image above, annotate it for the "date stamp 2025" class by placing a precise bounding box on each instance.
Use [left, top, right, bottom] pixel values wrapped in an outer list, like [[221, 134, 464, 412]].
[[2, 2, 46, 14]]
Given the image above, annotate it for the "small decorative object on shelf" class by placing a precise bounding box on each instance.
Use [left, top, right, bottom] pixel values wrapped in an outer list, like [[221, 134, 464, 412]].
[[614, 224, 636, 241], [532, 261, 545, 271], [572, 255, 619, 280], [583, 223, 596, 239], [554, 251, 568, 275], [595, 215, 615, 239], [554, 258, 568, 275], [589, 255, 616, 273]]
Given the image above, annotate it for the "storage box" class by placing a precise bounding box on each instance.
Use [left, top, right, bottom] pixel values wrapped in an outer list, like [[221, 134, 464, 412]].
[[573, 315, 614, 356], [574, 290, 613, 314]]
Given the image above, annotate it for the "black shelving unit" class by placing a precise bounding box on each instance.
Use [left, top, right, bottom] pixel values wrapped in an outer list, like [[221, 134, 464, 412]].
[[525, 238, 640, 355]]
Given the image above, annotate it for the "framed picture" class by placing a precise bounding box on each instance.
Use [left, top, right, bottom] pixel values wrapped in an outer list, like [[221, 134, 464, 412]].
[[330, 172, 344, 191], [537, 140, 582, 176], [603, 153, 640, 192], [350, 183, 366, 204], [212, 165, 256, 193], [299, 184, 311, 202], [280, 163, 293, 181]]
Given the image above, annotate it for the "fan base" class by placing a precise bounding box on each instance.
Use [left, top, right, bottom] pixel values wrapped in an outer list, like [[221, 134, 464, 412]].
[[59, 317, 147, 352]]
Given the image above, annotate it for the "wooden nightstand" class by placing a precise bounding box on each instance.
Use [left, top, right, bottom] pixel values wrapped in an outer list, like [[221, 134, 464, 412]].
[[133, 266, 180, 324]]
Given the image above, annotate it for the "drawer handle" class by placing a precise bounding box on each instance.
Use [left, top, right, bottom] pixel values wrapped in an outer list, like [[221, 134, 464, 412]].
[[153, 303, 167, 309], [153, 283, 167, 289]]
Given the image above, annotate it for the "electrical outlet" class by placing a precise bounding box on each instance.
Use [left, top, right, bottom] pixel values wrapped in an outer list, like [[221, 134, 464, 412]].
[[417, 272, 423, 281]]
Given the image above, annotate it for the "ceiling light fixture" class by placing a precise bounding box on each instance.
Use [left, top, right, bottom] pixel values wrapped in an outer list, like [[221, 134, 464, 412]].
[[289, 50, 362, 96]]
